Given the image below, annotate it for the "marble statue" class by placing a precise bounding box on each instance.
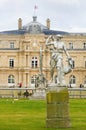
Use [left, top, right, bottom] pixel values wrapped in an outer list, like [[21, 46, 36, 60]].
[[46, 35, 73, 86], [46, 35, 72, 128]]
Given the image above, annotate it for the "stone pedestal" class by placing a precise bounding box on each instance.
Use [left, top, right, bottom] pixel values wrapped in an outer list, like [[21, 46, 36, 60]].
[[46, 84, 71, 128]]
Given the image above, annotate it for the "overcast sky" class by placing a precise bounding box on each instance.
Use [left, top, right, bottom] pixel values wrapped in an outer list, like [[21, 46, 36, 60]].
[[0, 0, 86, 33]]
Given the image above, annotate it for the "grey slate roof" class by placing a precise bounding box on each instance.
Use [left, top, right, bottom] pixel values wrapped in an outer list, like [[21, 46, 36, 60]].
[[0, 16, 69, 35]]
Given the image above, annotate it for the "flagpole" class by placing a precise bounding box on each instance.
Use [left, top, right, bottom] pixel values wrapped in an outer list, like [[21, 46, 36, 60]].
[[34, 5, 38, 16]]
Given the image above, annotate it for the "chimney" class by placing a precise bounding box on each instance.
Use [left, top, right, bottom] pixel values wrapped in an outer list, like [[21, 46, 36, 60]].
[[33, 16, 37, 22], [46, 18, 50, 29], [18, 18, 22, 30]]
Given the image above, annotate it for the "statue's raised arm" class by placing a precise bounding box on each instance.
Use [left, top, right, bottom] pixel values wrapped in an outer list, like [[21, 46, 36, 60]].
[[46, 35, 55, 46]]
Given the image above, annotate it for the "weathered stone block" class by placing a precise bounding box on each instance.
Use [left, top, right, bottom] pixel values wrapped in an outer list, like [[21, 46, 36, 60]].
[[46, 86, 71, 128]]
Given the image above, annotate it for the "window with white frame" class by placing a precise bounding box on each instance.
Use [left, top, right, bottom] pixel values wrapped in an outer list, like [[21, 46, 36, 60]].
[[85, 61, 86, 68], [69, 75, 76, 84], [83, 43, 86, 49], [72, 60, 75, 69], [31, 57, 38, 68], [84, 76, 86, 84], [9, 59, 14, 68], [31, 75, 37, 84], [10, 42, 14, 49], [69, 42, 73, 49], [55, 75, 58, 83], [8, 75, 15, 83]]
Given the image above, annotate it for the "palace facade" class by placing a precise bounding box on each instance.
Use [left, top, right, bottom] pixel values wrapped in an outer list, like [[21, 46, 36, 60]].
[[0, 16, 86, 88]]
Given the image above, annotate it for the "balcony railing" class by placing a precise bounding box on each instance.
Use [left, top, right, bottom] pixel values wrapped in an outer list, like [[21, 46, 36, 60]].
[[67, 48, 86, 51]]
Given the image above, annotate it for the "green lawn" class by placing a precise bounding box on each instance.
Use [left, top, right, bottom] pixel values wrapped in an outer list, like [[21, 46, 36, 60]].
[[0, 98, 86, 130]]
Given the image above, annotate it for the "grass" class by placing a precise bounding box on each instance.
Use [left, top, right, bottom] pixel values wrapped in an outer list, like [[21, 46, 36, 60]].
[[0, 98, 86, 130]]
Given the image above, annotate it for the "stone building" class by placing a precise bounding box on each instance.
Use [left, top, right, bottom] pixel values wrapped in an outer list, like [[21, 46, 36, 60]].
[[0, 15, 86, 88]]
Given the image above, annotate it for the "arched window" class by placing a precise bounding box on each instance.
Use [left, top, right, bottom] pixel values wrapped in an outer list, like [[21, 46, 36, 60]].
[[8, 75, 15, 83], [69, 75, 76, 84], [31, 57, 38, 68]]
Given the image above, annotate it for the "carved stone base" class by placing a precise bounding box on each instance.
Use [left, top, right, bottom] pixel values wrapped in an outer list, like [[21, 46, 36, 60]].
[[46, 84, 71, 128]]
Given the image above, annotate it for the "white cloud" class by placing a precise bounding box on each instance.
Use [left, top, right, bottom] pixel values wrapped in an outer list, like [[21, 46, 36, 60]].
[[48, 0, 80, 6], [0, 0, 86, 33], [69, 27, 86, 33]]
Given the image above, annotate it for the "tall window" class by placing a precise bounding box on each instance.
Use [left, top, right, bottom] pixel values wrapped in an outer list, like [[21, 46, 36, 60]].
[[72, 60, 75, 69], [84, 76, 86, 84], [55, 75, 58, 83], [26, 45, 29, 50], [9, 59, 14, 68], [69, 75, 76, 84], [85, 61, 86, 68], [10, 42, 14, 49], [69, 42, 73, 49], [83, 43, 86, 49], [31, 57, 38, 68], [8, 75, 15, 83], [31, 75, 37, 84]]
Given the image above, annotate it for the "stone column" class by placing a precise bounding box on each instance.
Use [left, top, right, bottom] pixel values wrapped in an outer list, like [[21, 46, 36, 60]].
[[46, 84, 71, 128], [26, 73, 28, 87], [26, 55, 28, 67]]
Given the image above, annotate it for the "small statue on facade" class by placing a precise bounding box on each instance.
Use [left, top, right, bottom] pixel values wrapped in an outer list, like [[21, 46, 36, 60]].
[[46, 35, 73, 86]]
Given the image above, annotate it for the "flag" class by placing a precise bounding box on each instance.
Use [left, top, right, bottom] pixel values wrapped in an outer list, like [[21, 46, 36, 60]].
[[34, 5, 38, 10]]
